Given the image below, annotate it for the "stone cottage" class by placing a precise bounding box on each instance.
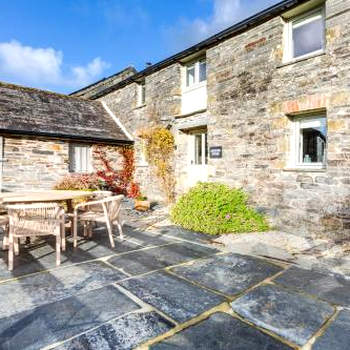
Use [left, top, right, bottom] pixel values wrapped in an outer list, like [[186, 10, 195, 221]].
[[71, 0, 350, 238], [0, 82, 133, 192]]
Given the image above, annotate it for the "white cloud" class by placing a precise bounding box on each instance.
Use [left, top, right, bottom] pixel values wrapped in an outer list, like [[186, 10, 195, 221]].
[[0, 40, 110, 90], [164, 0, 278, 51], [71, 57, 110, 86]]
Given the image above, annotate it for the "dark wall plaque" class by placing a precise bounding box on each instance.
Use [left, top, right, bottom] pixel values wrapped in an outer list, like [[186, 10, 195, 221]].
[[210, 146, 222, 159]]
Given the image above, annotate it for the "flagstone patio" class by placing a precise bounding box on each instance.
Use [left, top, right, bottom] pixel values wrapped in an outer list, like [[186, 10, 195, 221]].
[[0, 222, 349, 349]]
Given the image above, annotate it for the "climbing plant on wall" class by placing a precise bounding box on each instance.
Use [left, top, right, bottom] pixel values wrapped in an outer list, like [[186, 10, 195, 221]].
[[140, 126, 175, 203], [93, 145, 139, 197]]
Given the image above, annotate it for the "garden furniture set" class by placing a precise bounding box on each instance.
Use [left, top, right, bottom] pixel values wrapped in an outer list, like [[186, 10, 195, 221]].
[[0, 190, 124, 270]]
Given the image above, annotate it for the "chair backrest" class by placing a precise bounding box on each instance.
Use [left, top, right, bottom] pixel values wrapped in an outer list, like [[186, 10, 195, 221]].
[[92, 191, 113, 200], [7, 203, 64, 236], [87, 191, 113, 212], [102, 195, 124, 222]]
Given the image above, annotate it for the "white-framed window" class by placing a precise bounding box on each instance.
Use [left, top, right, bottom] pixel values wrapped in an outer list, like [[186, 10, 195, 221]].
[[137, 81, 146, 106], [289, 115, 327, 169], [69, 144, 92, 173], [185, 58, 207, 88], [193, 132, 208, 165], [284, 7, 325, 62]]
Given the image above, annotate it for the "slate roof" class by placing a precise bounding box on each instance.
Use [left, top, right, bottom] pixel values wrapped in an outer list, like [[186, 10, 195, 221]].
[[0, 82, 132, 145], [70, 66, 137, 99]]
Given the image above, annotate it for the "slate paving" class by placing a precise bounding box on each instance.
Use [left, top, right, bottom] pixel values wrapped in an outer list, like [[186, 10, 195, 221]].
[[170, 253, 283, 296], [0, 228, 142, 281], [151, 312, 293, 350], [231, 284, 335, 346], [275, 265, 350, 307], [154, 225, 217, 244], [0, 223, 349, 349], [107, 242, 218, 275], [0, 285, 140, 350], [313, 310, 350, 350], [56, 311, 175, 350], [0, 260, 127, 318], [119, 271, 225, 323]]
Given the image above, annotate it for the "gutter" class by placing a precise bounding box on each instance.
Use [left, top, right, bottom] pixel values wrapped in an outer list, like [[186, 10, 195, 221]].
[[88, 0, 309, 100], [0, 129, 134, 146]]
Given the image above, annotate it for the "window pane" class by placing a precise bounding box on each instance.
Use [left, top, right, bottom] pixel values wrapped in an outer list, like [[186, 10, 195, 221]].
[[199, 61, 207, 82], [293, 17, 323, 58], [300, 119, 326, 163], [186, 66, 195, 87], [195, 134, 202, 164], [70, 145, 91, 173]]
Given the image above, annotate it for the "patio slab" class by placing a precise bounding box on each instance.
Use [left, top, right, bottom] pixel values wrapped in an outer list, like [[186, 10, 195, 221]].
[[170, 253, 283, 296], [56, 311, 175, 350], [231, 284, 334, 346], [151, 312, 293, 350], [0, 285, 140, 350], [0, 260, 127, 318], [123, 227, 177, 247], [119, 271, 225, 323], [313, 310, 350, 350], [107, 242, 218, 275], [153, 225, 217, 244], [275, 265, 350, 307], [0, 229, 142, 280]]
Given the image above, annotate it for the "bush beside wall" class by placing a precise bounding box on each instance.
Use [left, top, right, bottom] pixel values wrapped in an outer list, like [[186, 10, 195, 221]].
[[171, 182, 269, 235]]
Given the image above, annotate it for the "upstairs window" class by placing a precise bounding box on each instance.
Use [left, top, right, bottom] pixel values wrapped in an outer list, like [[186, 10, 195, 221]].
[[137, 82, 146, 106], [284, 7, 325, 61], [289, 115, 327, 169], [185, 59, 207, 88], [69, 144, 92, 173]]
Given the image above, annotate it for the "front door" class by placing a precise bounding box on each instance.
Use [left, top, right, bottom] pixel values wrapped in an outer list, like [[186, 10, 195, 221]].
[[187, 131, 208, 188]]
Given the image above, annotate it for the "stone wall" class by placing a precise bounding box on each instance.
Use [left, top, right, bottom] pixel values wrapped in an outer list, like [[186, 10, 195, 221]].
[[99, 64, 182, 200], [98, 0, 350, 238], [205, 0, 350, 239], [1, 136, 124, 192]]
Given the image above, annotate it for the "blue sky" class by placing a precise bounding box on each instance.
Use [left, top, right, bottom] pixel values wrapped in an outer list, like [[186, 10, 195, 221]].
[[0, 0, 280, 94]]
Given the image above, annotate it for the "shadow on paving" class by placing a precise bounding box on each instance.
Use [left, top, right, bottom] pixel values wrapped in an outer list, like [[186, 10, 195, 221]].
[[152, 225, 219, 245], [0, 225, 172, 281], [0, 227, 175, 349], [151, 312, 293, 350]]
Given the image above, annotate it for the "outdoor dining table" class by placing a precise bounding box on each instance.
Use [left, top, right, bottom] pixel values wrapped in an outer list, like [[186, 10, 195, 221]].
[[0, 190, 95, 212]]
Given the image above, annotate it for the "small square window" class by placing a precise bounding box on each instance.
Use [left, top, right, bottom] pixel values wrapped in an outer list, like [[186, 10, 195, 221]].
[[69, 144, 92, 173], [184, 58, 207, 88], [289, 115, 327, 169], [284, 7, 325, 62]]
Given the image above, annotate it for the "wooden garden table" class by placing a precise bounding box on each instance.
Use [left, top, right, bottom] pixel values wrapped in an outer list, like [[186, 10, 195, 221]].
[[0, 190, 95, 212]]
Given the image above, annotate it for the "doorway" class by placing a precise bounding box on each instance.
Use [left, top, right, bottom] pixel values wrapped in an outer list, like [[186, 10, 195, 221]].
[[187, 130, 208, 188]]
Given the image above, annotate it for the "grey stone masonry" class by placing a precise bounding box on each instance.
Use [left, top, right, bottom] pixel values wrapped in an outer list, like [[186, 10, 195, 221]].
[[97, 0, 350, 238], [1, 136, 124, 192]]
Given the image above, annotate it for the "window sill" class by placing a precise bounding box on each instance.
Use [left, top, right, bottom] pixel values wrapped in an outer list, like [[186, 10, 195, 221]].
[[174, 109, 207, 119], [277, 51, 326, 68], [182, 82, 207, 93], [283, 167, 326, 173], [134, 104, 146, 110]]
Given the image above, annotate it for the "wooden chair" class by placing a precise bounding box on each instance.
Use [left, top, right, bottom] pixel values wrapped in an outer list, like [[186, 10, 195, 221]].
[[73, 195, 124, 248], [7, 203, 65, 271], [0, 215, 9, 250]]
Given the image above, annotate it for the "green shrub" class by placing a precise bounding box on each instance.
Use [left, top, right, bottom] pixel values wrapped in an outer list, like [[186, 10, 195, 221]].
[[171, 182, 269, 235]]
